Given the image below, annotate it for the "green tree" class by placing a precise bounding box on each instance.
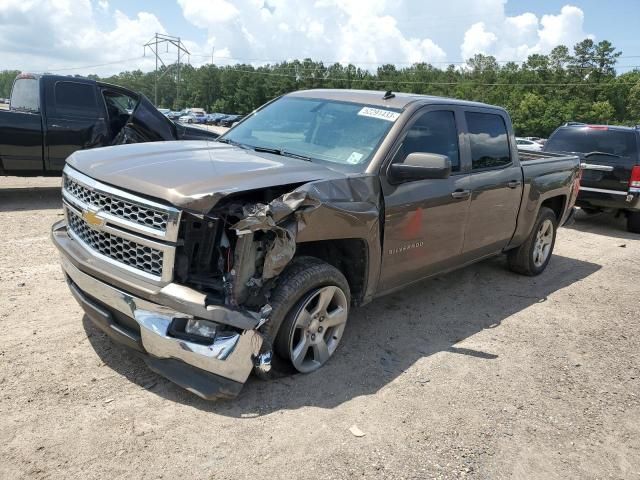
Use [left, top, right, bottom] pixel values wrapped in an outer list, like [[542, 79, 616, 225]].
[[1, 37, 633, 134]]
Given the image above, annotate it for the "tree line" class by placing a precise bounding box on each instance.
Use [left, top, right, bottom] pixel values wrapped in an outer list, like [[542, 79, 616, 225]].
[[2, 39, 639, 137]]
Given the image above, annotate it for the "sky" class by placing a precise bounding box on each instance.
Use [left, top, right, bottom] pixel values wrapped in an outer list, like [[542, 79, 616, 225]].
[[0, 0, 638, 76]]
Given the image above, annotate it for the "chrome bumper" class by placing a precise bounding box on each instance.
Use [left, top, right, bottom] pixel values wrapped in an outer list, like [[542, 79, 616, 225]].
[[51, 220, 259, 330], [54, 221, 262, 395], [62, 255, 261, 385]]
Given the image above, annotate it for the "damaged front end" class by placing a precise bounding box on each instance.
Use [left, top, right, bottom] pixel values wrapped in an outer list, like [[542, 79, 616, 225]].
[[169, 175, 383, 386], [54, 161, 381, 399], [174, 174, 382, 317]]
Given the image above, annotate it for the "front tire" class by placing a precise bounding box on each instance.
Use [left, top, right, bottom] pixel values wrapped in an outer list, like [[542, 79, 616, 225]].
[[508, 207, 558, 276], [261, 257, 351, 376]]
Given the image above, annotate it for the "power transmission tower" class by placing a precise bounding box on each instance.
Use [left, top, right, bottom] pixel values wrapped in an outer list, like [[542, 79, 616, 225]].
[[144, 33, 190, 108]]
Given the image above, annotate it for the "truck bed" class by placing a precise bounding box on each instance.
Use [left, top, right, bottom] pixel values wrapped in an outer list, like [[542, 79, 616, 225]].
[[517, 149, 576, 164]]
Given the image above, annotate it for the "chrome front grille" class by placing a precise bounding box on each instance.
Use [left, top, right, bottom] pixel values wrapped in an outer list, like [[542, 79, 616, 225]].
[[61, 166, 179, 283], [61, 167, 180, 242], [67, 209, 164, 277], [64, 175, 169, 231]]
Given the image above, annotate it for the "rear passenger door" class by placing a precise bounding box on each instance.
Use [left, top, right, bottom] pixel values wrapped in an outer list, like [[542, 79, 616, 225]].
[[461, 109, 523, 260]]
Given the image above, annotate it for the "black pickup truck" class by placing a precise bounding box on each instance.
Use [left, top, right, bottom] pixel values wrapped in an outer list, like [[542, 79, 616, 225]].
[[544, 123, 640, 232], [53, 89, 581, 399], [0, 73, 218, 176]]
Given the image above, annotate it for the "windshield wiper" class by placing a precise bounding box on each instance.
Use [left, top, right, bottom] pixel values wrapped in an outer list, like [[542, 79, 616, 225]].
[[252, 146, 313, 162], [217, 137, 249, 149], [584, 151, 622, 158]]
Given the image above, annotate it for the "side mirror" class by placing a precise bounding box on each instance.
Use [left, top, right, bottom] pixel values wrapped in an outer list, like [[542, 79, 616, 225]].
[[388, 152, 452, 182]]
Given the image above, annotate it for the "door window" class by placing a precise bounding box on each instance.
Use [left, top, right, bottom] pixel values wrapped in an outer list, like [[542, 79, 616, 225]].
[[54, 82, 99, 118], [394, 110, 460, 171], [11, 78, 40, 112], [466, 112, 511, 169]]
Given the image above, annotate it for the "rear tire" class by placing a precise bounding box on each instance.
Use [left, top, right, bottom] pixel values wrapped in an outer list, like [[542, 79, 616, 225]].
[[628, 211, 640, 233], [508, 207, 558, 276]]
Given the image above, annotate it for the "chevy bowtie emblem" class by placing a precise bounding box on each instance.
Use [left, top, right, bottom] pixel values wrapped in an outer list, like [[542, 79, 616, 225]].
[[82, 209, 104, 228]]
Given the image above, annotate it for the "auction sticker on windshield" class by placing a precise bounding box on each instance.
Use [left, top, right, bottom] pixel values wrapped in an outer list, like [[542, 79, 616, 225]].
[[358, 107, 400, 122]]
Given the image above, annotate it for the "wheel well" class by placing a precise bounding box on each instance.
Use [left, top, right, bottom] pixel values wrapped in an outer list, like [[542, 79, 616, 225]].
[[541, 195, 566, 221], [295, 239, 368, 305]]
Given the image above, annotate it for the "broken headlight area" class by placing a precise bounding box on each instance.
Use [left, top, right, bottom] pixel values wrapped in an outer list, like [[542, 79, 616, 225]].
[[173, 211, 280, 312]]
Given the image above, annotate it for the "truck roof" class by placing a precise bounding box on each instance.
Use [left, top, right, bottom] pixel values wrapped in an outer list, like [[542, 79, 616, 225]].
[[16, 72, 138, 97], [287, 88, 501, 111], [560, 122, 640, 133], [18, 73, 96, 84]]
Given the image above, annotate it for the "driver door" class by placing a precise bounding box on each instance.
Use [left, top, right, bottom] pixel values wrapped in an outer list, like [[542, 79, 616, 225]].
[[378, 107, 471, 292], [44, 80, 109, 171]]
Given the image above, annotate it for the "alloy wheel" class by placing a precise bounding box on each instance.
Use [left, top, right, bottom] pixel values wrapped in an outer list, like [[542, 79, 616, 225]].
[[533, 218, 554, 267], [288, 285, 349, 373]]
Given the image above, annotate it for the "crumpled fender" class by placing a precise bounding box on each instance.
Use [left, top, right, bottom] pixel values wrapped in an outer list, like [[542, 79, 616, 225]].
[[229, 174, 382, 292]]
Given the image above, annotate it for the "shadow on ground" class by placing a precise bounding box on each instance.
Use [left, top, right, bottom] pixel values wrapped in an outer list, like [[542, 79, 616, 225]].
[[84, 253, 601, 416], [0, 187, 62, 212], [567, 209, 637, 240]]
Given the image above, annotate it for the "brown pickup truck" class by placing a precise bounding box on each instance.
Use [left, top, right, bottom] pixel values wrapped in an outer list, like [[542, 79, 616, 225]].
[[52, 89, 581, 399]]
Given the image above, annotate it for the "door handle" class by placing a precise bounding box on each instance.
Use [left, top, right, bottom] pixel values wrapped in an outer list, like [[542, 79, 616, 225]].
[[451, 189, 471, 199], [507, 180, 522, 189]]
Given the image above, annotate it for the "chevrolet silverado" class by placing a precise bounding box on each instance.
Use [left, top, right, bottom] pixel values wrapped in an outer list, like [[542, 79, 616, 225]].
[[52, 89, 581, 399]]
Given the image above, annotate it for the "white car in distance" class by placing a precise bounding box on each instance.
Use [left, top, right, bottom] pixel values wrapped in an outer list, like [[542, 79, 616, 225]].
[[516, 137, 544, 151]]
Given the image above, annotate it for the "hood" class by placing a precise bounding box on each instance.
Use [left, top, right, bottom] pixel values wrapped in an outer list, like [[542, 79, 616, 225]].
[[66, 141, 345, 212]]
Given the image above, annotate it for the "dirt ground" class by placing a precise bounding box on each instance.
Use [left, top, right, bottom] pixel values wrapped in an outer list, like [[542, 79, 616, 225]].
[[0, 176, 638, 480]]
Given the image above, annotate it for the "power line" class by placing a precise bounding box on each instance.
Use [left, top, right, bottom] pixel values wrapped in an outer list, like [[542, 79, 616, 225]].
[[144, 33, 190, 106], [203, 66, 640, 88], [9, 52, 640, 79], [189, 52, 640, 66]]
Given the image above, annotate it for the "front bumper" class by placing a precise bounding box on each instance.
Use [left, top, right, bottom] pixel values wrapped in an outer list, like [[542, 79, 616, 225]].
[[53, 221, 263, 399]]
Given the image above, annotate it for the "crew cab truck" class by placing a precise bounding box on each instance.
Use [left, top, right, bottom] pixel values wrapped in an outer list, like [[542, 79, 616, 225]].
[[0, 73, 218, 175], [543, 123, 640, 233], [52, 90, 580, 399]]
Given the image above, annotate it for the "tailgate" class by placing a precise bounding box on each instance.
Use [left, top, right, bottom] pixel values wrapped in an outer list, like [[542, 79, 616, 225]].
[[580, 154, 635, 192]]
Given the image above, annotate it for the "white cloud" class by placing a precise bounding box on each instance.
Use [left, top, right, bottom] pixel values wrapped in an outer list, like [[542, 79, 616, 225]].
[[0, 0, 165, 75], [178, 1, 594, 70], [178, 0, 448, 68], [177, 0, 239, 26], [461, 23, 498, 60], [0, 0, 596, 76], [460, 4, 593, 62]]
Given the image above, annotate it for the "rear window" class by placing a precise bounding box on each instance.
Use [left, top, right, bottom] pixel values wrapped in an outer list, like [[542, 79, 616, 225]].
[[11, 78, 40, 112], [54, 81, 99, 117], [545, 127, 638, 158], [466, 112, 511, 169]]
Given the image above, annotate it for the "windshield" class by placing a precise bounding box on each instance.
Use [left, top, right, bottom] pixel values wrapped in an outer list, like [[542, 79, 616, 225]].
[[220, 96, 401, 169], [545, 127, 638, 158]]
